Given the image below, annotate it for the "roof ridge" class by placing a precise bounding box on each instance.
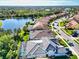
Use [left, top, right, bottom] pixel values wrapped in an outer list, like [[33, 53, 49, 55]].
[[27, 43, 39, 56]]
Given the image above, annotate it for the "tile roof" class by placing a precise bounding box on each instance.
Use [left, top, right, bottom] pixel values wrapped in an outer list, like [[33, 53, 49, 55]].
[[66, 20, 78, 29], [33, 16, 51, 30], [33, 21, 48, 30], [66, 13, 79, 29], [29, 30, 53, 39], [25, 37, 57, 57], [73, 14, 79, 23]]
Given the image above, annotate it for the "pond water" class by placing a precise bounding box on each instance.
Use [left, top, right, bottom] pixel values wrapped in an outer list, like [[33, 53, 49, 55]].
[[1, 18, 31, 31]]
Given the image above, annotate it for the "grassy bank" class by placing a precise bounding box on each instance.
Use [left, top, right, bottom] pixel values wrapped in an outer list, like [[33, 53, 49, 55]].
[[59, 22, 65, 27], [61, 29, 74, 36], [59, 39, 68, 47], [0, 21, 2, 27]]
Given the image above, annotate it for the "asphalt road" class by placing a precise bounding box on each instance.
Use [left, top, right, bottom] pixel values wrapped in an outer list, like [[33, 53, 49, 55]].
[[52, 18, 79, 59]]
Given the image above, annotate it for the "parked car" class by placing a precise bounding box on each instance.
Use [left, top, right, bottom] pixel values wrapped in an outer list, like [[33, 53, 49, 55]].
[[55, 22, 58, 23], [68, 42, 74, 46]]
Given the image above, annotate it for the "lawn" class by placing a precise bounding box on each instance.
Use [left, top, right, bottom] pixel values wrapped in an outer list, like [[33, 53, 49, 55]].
[[59, 39, 68, 47], [0, 56, 2, 59], [59, 22, 65, 27], [0, 21, 2, 27], [63, 29, 74, 35], [70, 55, 78, 59], [74, 40, 79, 45], [65, 30, 74, 35]]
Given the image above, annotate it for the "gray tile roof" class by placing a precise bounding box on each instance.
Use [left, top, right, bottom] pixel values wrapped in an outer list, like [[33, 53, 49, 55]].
[[25, 37, 58, 58]]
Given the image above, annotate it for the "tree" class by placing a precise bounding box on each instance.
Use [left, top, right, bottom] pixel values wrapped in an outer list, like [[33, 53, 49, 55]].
[[0, 34, 17, 59]]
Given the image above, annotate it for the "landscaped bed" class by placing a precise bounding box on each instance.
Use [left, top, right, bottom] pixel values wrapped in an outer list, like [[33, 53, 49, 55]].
[[70, 55, 78, 59], [62, 29, 74, 36], [65, 29, 74, 35], [59, 22, 65, 27], [59, 39, 68, 47]]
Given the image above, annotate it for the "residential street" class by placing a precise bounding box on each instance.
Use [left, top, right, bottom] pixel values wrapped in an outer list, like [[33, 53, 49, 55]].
[[52, 18, 79, 59]]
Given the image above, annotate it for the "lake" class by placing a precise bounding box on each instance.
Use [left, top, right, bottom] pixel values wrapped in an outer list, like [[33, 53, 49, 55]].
[[1, 18, 31, 31]]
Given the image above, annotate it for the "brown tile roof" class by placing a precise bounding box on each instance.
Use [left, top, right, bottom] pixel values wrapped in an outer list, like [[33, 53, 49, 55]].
[[66, 20, 78, 29], [33, 16, 51, 30], [73, 14, 79, 23], [33, 21, 48, 30], [66, 13, 79, 29], [34, 30, 53, 39], [30, 30, 53, 39]]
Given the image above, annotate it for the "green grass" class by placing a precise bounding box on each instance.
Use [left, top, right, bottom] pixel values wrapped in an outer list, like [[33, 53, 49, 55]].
[[70, 55, 78, 59], [59, 39, 68, 47], [59, 22, 65, 27], [65, 30, 74, 35], [0, 56, 2, 59], [63, 29, 74, 35], [0, 21, 2, 27], [74, 40, 79, 45]]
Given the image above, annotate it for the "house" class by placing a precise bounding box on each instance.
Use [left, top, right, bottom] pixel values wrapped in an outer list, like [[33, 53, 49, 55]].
[[32, 16, 51, 30], [66, 20, 78, 29], [66, 13, 79, 29], [73, 14, 79, 23], [32, 21, 48, 30], [29, 30, 53, 40], [23, 37, 68, 59]]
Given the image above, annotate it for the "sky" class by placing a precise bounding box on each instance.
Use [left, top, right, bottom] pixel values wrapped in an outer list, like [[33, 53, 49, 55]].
[[0, 0, 79, 6]]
